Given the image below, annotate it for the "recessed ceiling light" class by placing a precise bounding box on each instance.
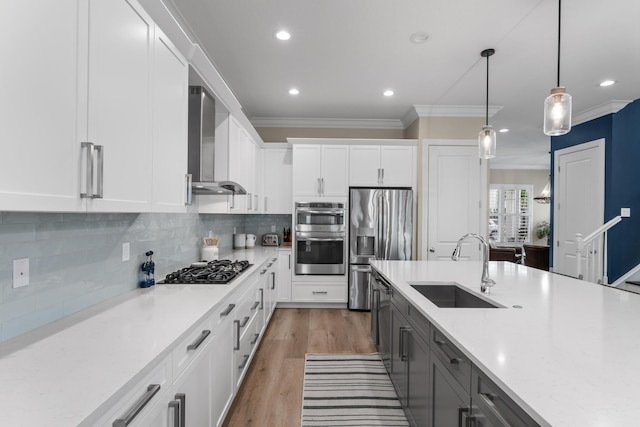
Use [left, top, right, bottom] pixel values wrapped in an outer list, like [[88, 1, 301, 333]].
[[499, 128, 509, 133], [275, 30, 291, 41], [383, 90, 394, 97], [599, 79, 616, 87], [288, 88, 299, 95], [409, 32, 429, 44]]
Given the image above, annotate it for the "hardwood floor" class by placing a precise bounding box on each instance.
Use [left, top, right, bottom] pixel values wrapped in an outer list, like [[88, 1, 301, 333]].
[[222, 308, 375, 427]]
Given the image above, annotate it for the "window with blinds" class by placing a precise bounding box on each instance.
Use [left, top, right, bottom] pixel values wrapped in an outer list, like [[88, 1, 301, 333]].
[[489, 185, 533, 244]]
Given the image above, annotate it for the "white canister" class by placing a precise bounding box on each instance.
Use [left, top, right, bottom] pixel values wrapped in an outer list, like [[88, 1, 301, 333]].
[[233, 233, 246, 249], [246, 234, 257, 248], [201, 245, 219, 262]]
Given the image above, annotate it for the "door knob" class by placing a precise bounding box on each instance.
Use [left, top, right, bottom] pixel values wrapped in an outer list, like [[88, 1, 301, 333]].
[[429, 247, 435, 253]]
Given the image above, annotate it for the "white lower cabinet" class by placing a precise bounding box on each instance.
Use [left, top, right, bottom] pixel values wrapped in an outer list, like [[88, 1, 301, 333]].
[[211, 301, 236, 427], [292, 283, 347, 303], [277, 249, 293, 302]]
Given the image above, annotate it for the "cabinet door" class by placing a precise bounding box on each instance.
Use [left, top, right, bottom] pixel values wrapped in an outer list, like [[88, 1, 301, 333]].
[[320, 145, 349, 196], [211, 307, 235, 427], [151, 28, 188, 212], [87, 0, 153, 212], [407, 329, 430, 427], [292, 145, 322, 196], [264, 149, 293, 213], [172, 337, 213, 427], [349, 146, 381, 187], [0, 0, 85, 212], [431, 352, 470, 427], [390, 307, 409, 407], [277, 250, 292, 301], [380, 146, 415, 187], [228, 117, 247, 212]]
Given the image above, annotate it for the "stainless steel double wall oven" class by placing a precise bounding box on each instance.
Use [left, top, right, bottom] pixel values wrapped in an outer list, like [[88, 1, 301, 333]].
[[294, 202, 346, 275]]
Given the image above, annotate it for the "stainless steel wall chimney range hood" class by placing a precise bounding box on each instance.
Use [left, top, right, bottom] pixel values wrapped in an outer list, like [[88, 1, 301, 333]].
[[188, 86, 246, 195]]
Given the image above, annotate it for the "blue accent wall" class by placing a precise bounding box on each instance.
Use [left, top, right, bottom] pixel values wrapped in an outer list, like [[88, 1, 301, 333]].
[[551, 99, 640, 281]]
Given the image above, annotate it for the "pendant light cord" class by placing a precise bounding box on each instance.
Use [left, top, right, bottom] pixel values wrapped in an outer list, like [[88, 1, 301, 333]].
[[485, 53, 489, 126], [557, 0, 561, 87]]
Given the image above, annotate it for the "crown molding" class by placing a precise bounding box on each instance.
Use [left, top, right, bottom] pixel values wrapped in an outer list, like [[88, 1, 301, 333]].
[[250, 117, 404, 129], [401, 105, 503, 127], [572, 100, 633, 125]]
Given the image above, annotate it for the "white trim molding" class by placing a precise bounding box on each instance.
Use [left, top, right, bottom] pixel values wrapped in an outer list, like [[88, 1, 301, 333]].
[[250, 117, 404, 129], [401, 105, 503, 128], [573, 100, 632, 126]]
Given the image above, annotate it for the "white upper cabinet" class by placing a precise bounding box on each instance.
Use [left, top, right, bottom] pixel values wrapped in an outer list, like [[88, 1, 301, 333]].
[[292, 144, 348, 197], [228, 116, 260, 213], [151, 28, 189, 212], [349, 145, 416, 187], [0, 0, 86, 212], [263, 147, 292, 214], [86, 0, 154, 212]]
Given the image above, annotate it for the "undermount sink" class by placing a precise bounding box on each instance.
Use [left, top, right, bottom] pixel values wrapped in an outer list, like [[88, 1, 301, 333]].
[[409, 282, 503, 308]]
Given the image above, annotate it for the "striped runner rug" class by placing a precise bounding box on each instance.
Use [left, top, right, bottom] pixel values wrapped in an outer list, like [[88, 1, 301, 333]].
[[301, 353, 410, 426]]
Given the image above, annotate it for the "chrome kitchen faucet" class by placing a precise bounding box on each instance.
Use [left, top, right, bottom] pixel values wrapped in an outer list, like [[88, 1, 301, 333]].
[[451, 233, 495, 294]]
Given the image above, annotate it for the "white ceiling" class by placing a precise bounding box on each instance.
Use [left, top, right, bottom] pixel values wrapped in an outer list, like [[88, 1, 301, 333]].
[[168, 0, 640, 169]]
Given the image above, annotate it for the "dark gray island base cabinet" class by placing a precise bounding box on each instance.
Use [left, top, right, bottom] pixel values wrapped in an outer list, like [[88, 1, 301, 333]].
[[371, 271, 539, 427]]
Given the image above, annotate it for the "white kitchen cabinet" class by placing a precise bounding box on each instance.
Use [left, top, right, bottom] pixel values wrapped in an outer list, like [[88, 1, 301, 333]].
[[263, 147, 293, 214], [277, 248, 293, 302], [292, 144, 348, 197], [85, 0, 154, 212], [151, 27, 189, 212], [228, 116, 260, 213], [349, 145, 415, 187], [0, 0, 86, 212], [211, 301, 236, 427]]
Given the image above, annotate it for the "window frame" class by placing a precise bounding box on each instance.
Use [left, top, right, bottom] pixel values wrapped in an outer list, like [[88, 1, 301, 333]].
[[489, 184, 534, 245]]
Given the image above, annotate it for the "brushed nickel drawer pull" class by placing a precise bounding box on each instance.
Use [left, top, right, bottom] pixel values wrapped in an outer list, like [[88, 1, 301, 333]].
[[187, 330, 210, 351], [113, 384, 161, 426], [220, 303, 236, 317]]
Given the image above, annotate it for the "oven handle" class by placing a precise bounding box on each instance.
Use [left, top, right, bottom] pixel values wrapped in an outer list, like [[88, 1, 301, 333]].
[[298, 236, 344, 242], [295, 208, 344, 215]]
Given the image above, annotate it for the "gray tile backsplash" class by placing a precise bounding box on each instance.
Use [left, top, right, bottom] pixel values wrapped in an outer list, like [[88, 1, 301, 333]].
[[0, 212, 291, 343]]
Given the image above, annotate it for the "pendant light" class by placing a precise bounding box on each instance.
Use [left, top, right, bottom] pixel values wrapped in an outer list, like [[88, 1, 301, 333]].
[[479, 48, 496, 159], [534, 176, 551, 204], [543, 0, 572, 136]]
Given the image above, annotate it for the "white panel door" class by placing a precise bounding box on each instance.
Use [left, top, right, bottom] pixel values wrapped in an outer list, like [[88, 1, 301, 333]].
[[292, 145, 322, 196], [320, 145, 349, 196], [553, 139, 605, 277], [0, 0, 86, 212], [381, 146, 415, 187], [151, 28, 188, 212], [87, 0, 153, 212], [349, 145, 381, 186], [264, 148, 293, 213], [426, 145, 485, 260]]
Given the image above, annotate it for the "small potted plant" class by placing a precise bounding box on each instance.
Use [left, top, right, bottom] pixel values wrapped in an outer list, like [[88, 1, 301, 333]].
[[536, 221, 550, 245]]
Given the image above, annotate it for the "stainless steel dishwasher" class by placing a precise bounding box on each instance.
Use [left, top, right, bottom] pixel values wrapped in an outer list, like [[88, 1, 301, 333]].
[[371, 270, 392, 372]]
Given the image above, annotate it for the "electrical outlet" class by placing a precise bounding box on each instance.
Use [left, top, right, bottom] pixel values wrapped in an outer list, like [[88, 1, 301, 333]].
[[13, 258, 29, 288], [122, 242, 130, 262], [621, 208, 631, 218], [271, 225, 276, 232]]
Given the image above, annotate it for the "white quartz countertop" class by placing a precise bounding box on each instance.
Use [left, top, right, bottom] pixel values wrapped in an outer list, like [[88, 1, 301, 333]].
[[371, 260, 640, 427], [0, 247, 277, 427]]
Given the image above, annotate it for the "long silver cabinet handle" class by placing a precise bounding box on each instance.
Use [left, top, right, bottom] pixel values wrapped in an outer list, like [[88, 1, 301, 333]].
[[234, 320, 241, 350], [259, 288, 264, 310], [175, 393, 185, 427], [270, 271, 276, 289], [477, 392, 510, 426], [312, 291, 328, 295], [254, 194, 259, 211], [187, 330, 210, 351], [435, 339, 464, 365], [80, 142, 94, 199], [289, 254, 291, 269], [238, 354, 250, 370], [113, 384, 161, 427], [380, 168, 384, 185], [185, 174, 192, 205], [248, 192, 252, 210], [321, 177, 325, 195], [168, 400, 180, 427], [220, 304, 236, 317], [240, 316, 250, 328], [264, 196, 268, 212], [95, 144, 104, 199]]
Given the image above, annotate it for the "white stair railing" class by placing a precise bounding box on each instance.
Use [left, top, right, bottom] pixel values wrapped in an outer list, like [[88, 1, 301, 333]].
[[576, 216, 623, 284]]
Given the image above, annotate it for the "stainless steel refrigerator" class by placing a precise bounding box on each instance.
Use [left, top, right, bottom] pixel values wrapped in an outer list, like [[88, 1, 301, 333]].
[[348, 187, 413, 310]]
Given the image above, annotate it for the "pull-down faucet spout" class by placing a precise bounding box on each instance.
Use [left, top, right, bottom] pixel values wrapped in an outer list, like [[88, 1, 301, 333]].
[[451, 233, 495, 293]]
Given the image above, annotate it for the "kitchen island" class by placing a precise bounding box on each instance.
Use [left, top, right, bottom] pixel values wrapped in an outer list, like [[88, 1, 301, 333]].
[[0, 247, 278, 427], [371, 259, 640, 426]]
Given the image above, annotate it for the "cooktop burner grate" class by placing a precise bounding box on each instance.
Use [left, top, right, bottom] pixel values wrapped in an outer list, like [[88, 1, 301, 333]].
[[163, 259, 252, 284]]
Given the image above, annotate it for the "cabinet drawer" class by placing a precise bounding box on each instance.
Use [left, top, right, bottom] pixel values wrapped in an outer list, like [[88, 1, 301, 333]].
[[99, 354, 172, 427], [172, 316, 212, 378], [431, 327, 471, 394], [293, 283, 347, 302], [391, 289, 429, 337], [472, 367, 539, 426]]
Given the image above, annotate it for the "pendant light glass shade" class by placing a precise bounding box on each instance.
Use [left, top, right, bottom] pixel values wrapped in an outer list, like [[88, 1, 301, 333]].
[[534, 177, 551, 204], [478, 125, 496, 159], [543, 87, 572, 135]]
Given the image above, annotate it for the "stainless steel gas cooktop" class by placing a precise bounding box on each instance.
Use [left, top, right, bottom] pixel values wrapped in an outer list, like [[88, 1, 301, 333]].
[[163, 259, 251, 284]]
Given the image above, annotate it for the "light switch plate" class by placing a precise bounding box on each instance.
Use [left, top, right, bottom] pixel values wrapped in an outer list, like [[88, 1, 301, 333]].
[[122, 242, 130, 262], [13, 258, 29, 288], [621, 208, 631, 218]]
